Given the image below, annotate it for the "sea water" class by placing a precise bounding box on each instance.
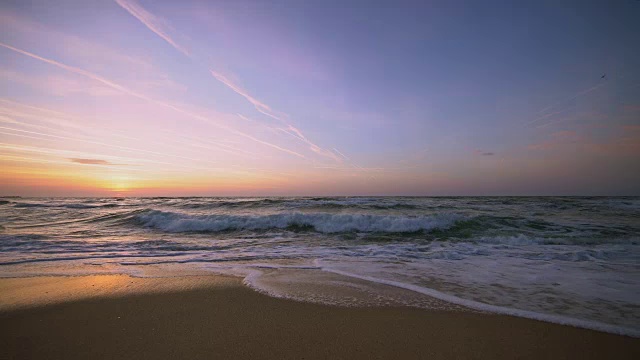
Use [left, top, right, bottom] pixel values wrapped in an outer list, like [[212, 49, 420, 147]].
[[0, 196, 638, 336]]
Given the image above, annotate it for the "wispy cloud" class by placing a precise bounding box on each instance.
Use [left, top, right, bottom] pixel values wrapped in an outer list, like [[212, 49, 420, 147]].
[[0, 142, 251, 176], [0, 10, 155, 72], [474, 150, 495, 156], [112, 0, 339, 163], [0, 41, 305, 159], [1, 99, 268, 165], [114, 0, 190, 57], [1, 68, 120, 97], [279, 123, 341, 162], [118, 0, 285, 121], [0, 10, 186, 97], [0, 99, 90, 134], [165, 131, 266, 159], [210, 71, 284, 121], [0, 125, 220, 165], [0, 42, 151, 99], [333, 148, 350, 161], [69, 158, 118, 165], [213, 69, 341, 162]]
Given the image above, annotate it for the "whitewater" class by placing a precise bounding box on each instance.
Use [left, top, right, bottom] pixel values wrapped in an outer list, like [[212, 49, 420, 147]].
[[0, 196, 638, 336]]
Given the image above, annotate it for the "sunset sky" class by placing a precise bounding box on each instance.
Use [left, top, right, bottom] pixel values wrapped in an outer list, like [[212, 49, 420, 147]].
[[1, 0, 639, 196]]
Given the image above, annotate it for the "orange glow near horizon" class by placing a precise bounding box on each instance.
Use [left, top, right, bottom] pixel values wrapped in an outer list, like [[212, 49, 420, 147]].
[[1, 1, 639, 196]]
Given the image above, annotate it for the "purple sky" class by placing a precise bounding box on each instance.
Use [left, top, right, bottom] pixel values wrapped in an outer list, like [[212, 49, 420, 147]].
[[1, 0, 639, 196]]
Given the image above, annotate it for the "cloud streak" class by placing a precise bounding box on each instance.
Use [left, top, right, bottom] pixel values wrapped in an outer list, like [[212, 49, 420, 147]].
[[210, 71, 283, 121], [112, 0, 338, 162], [0, 10, 155, 72], [114, 0, 190, 56], [474, 150, 495, 156], [212, 64, 340, 162], [0, 142, 245, 175], [0, 41, 305, 159], [1, 68, 120, 97], [1, 99, 272, 164], [69, 158, 117, 165], [0, 125, 222, 165], [333, 148, 350, 161]]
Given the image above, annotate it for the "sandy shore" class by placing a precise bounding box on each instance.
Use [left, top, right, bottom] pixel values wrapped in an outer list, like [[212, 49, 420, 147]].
[[0, 275, 638, 359]]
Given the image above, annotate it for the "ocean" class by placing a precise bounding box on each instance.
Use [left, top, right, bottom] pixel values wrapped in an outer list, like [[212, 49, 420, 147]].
[[1, 196, 638, 336]]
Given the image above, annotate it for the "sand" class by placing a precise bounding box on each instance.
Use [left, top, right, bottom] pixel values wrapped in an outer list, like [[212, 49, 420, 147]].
[[0, 275, 638, 359]]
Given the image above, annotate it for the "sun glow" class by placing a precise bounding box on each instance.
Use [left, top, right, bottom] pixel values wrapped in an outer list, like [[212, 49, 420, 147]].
[[103, 174, 134, 193]]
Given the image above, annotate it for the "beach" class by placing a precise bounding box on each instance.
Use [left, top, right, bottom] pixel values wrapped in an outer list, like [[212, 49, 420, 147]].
[[3, 0, 639, 356], [1, 274, 638, 360]]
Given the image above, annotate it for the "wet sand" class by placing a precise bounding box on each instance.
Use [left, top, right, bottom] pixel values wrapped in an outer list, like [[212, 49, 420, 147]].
[[0, 275, 638, 359]]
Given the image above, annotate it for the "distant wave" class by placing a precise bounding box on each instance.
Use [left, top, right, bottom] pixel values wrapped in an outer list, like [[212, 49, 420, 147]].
[[133, 210, 465, 234], [11, 202, 119, 209], [176, 198, 420, 210]]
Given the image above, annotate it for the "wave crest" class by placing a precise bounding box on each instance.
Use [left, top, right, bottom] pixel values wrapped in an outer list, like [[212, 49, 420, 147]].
[[134, 210, 465, 234]]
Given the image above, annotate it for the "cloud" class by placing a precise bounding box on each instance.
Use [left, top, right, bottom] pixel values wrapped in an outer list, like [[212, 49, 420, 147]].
[[211, 71, 283, 121], [0, 9, 183, 95], [69, 158, 115, 165], [125, 0, 296, 95], [114, 0, 190, 56], [0, 41, 305, 159], [0, 42, 150, 99], [0, 68, 120, 97], [0, 10, 155, 72], [333, 148, 350, 161], [112, 0, 339, 163], [280, 123, 341, 162], [0, 125, 207, 163], [213, 72, 341, 162], [474, 150, 495, 156]]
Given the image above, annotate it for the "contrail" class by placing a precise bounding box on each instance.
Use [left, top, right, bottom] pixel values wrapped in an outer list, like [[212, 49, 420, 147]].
[[0, 126, 221, 165], [537, 82, 606, 115], [114, 0, 190, 56], [210, 70, 282, 122], [527, 81, 607, 127], [332, 147, 350, 161], [166, 131, 266, 159], [1, 99, 263, 162], [113, 0, 336, 162], [0, 41, 305, 159], [0, 142, 188, 169], [527, 107, 574, 126], [0, 134, 261, 175]]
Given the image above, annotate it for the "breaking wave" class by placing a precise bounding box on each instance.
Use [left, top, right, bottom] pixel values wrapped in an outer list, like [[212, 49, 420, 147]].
[[133, 210, 465, 234], [2, 196, 639, 335]]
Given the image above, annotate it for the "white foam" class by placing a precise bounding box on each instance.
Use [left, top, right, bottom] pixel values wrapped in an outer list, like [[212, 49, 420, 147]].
[[228, 260, 640, 337], [318, 267, 640, 338], [135, 210, 464, 233]]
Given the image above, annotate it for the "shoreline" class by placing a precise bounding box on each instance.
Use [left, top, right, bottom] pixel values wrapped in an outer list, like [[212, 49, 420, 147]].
[[1, 275, 638, 359], [320, 267, 640, 337]]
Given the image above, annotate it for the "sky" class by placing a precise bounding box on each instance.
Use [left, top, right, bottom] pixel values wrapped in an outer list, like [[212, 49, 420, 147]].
[[0, 0, 639, 196]]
